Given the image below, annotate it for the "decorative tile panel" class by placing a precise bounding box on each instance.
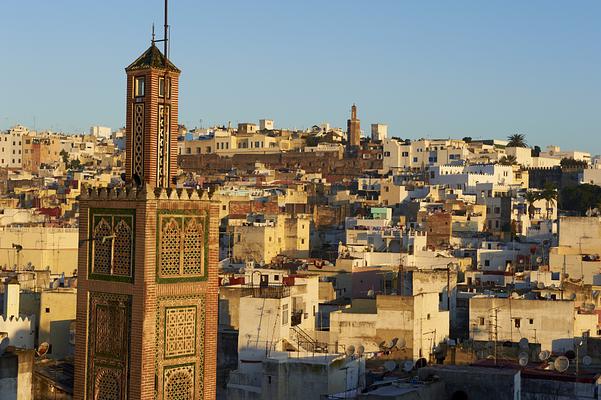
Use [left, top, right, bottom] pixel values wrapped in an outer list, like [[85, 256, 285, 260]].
[[89, 209, 135, 282], [156, 210, 208, 282], [165, 306, 196, 358], [164, 364, 194, 400], [132, 103, 144, 179], [157, 104, 170, 187], [155, 296, 205, 400], [87, 292, 131, 400]]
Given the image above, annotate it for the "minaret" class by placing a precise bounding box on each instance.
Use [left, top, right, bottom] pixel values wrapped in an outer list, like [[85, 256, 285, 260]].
[[124, 41, 180, 187], [74, 3, 219, 399], [347, 103, 361, 148]]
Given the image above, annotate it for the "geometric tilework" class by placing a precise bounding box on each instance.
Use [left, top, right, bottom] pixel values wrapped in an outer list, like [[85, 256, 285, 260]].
[[165, 307, 196, 358], [89, 209, 135, 281], [132, 103, 144, 179], [159, 217, 182, 276], [94, 367, 121, 400], [157, 211, 208, 282], [155, 295, 205, 400], [164, 365, 194, 400], [183, 218, 203, 275], [87, 292, 131, 400], [157, 104, 170, 188], [92, 218, 112, 275]]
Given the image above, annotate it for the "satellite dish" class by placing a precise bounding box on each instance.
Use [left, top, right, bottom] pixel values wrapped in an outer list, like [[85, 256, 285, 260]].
[[37, 342, 50, 357], [384, 361, 397, 372], [367, 289, 375, 298], [357, 345, 365, 357], [582, 356, 592, 366], [554, 356, 569, 372], [415, 358, 428, 369], [519, 338, 529, 349], [403, 360, 414, 372], [519, 355, 529, 367], [378, 341, 387, 349], [538, 350, 551, 361], [345, 345, 355, 357], [565, 350, 576, 360], [396, 338, 406, 348]]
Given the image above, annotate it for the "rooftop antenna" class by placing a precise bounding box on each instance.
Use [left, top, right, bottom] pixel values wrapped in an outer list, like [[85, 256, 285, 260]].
[[151, 23, 156, 45]]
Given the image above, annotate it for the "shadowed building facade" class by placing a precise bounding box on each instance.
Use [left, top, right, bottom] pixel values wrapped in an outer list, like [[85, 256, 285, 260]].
[[73, 42, 219, 400]]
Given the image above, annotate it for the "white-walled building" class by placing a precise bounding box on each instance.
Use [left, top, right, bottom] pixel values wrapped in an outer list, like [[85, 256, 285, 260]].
[[0, 125, 25, 169]]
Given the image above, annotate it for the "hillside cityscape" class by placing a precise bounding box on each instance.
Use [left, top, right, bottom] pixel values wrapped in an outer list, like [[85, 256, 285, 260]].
[[2, 2, 601, 400]]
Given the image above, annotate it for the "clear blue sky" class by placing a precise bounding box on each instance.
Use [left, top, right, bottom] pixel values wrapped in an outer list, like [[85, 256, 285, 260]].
[[1, 1, 600, 153]]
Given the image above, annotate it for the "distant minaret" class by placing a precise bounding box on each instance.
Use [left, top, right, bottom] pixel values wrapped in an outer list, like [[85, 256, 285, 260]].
[[347, 104, 361, 147]]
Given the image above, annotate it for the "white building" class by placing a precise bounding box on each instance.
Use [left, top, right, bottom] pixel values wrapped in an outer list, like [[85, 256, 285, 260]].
[[89, 125, 112, 139], [0, 279, 35, 349], [370, 124, 388, 141], [0, 125, 25, 169]]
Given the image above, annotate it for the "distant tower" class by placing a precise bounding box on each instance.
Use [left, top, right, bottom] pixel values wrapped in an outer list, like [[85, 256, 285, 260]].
[[371, 124, 388, 142], [74, 4, 219, 400], [347, 104, 361, 147]]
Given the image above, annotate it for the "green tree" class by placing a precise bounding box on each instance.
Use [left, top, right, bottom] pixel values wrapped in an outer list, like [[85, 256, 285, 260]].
[[524, 191, 539, 220], [560, 184, 601, 214], [507, 133, 527, 148], [499, 155, 517, 165], [539, 184, 557, 219]]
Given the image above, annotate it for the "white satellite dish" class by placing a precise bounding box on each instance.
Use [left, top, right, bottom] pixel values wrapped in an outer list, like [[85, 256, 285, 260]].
[[538, 350, 551, 361], [357, 345, 365, 357], [346, 345, 355, 357], [396, 338, 406, 349], [367, 289, 375, 298], [384, 361, 397, 372], [403, 360, 413, 372], [519, 338, 529, 349], [554, 356, 569, 372], [582, 356, 592, 366], [519, 355, 529, 367]]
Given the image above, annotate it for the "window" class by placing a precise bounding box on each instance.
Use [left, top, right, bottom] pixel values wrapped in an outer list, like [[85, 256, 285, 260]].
[[479, 317, 485, 325], [222, 205, 226, 211], [45, 307, 50, 313], [529, 318, 534, 325], [484, 260, 490, 267], [282, 304, 289, 326], [159, 77, 165, 97], [514, 318, 521, 328], [384, 151, 391, 157], [134, 76, 145, 97]]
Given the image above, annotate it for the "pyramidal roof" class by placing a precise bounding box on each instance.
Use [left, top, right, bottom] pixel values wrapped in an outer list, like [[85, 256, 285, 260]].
[[125, 44, 180, 73]]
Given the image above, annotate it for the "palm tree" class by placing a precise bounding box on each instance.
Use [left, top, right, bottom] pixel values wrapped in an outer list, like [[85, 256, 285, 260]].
[[499, 155, 517, 166], [507, 133, 527, 148], [540, 185, 558, 219], [524, 191, 539, 220]]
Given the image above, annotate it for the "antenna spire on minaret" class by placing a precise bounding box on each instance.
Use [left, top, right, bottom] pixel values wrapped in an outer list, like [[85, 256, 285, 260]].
[[164, 0, 169, 61], [151, 23, 156, 45]]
